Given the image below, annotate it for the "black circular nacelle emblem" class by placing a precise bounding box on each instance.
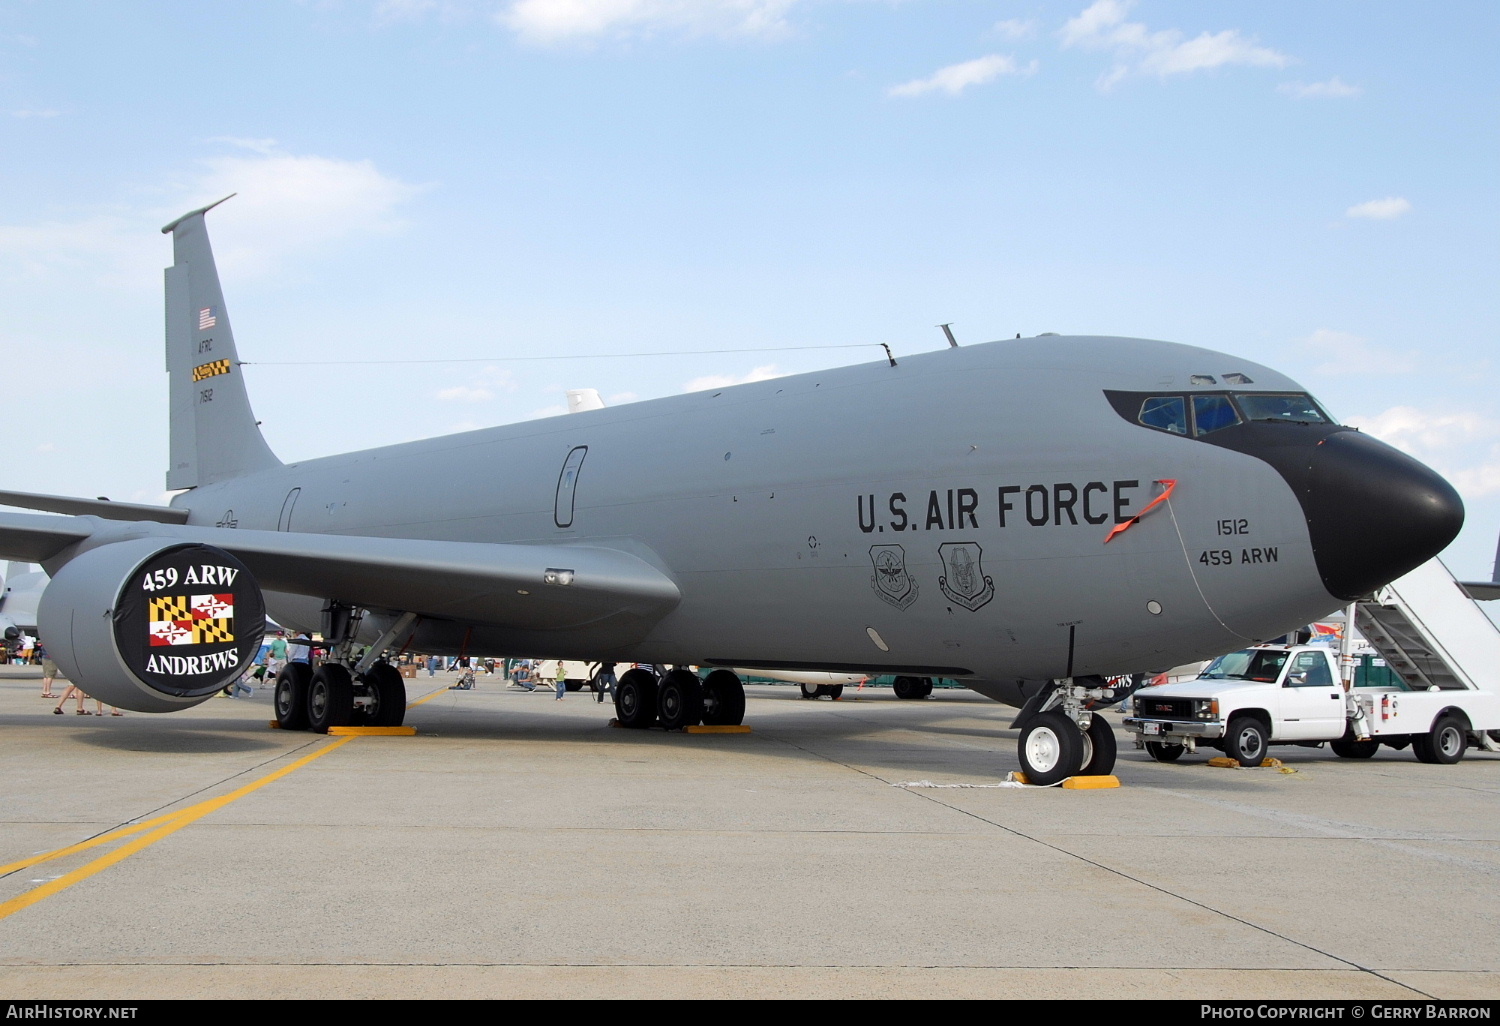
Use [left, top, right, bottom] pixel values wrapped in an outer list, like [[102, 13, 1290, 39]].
[[112, 544, 266, 698]]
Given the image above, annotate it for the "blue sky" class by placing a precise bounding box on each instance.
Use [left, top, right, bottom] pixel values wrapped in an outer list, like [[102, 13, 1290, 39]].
[[2, 0, 1498, 579]]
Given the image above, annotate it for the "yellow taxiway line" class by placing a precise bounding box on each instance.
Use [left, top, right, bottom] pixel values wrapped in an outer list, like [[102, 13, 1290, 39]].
[[0, 734, 356, 922]]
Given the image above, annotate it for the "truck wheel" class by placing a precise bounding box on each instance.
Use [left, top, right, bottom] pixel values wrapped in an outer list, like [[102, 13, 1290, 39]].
[[1018, 710, 1083, 786], [1413, 715, 1467, 765], [1145, 741, 1185, 763], [1081, 714, 1117, 775], [799, 682, 820, 700], [1224, 717, 1268, 767], [1330, 739, 1379, 759]]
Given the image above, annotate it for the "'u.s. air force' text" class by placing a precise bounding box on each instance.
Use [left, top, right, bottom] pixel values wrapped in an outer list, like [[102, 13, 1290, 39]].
[[857, 482, 1142, 534]]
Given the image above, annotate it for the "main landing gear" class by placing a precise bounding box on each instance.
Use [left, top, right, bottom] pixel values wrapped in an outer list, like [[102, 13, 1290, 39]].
[[1013, 677, 1120, 785], [799, 681, 844, 700], [614, 666, 746, 731], [273, 607, 414, 733]]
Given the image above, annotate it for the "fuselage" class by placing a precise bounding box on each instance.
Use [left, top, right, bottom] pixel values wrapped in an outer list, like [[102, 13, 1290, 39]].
[[173, 335, 1460, 683]]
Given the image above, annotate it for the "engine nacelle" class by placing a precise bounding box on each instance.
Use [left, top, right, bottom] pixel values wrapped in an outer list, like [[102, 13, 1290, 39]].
[[39, 539, 266, 713]]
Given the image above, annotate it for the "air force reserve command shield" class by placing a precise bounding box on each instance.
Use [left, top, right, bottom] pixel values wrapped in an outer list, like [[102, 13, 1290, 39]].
[[114, 544, 266, 698]]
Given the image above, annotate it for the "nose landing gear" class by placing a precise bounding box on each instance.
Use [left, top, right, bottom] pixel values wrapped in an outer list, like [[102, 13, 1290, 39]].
[[1013, 678, 1121, 785]]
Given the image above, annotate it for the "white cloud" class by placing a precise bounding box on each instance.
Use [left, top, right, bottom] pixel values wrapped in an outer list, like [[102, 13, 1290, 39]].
[[1345, 196, 1411, 221], [438, 385, 495, 402], [500, 0, 799, 44], [889, 55, 1037, 98], [1279, 76, 1361, 99], [683, 364, 783, 392], [992, 19, 1038, 41], [1060, 0, 1289, 91], [182, 142, 426, 276], [1302, 329, 1416, 377], [0, 143, 424, 287], [1349, 406, 1500, 497], [435, 365, 516, 402]]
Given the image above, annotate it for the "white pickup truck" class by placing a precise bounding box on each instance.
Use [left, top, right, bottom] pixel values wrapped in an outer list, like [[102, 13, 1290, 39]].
[[1123, 644, 1500, 766]]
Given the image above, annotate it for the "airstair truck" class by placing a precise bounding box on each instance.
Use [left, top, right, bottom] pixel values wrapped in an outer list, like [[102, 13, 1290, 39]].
[[1123, 557, 1500, 765]]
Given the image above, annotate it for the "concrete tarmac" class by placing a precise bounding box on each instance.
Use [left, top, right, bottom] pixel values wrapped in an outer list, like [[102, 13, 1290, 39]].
[[1, 670, 1497, 1000]]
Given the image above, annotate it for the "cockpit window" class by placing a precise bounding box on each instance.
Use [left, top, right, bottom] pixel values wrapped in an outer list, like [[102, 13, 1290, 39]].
[[1138, 396, 1187, 435], [1192, 394, 1241, 436], [1235, 393, 1327, 424]]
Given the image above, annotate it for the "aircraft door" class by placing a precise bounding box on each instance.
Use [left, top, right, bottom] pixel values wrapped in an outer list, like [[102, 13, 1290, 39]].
[[554, 446, 588, 528], [277, 488, 301, 532]]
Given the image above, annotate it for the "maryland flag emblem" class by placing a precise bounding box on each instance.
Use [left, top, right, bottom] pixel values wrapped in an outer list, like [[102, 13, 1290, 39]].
[[148, 594, 236, 647], [193, 359, 231, 382]]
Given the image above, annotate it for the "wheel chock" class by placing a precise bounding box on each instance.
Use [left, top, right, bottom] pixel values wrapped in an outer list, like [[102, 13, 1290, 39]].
[[327, 726, 418, 736], [1061, 775, 1120, 789], [685, 724, 752, 734], [1207, 756, 1241, 768]]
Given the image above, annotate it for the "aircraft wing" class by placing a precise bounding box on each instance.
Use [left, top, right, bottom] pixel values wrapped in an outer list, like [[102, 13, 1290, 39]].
[[0, 510, 679, 631], [0, 488, 190, 523]]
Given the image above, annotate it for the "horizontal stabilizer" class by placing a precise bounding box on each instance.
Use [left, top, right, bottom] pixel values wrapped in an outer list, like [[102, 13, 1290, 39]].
[[0, 512, 680, 631], [0, 489, 190, 524], [1459, 580, 1500, 601]]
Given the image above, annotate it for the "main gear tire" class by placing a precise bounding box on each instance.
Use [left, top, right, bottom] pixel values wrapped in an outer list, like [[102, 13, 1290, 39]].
[[614, 668, 659, 729], [364, 663, 407, 727], [657, 669, 703, 731], [701, 670, 746, 726], [307, 663, 355, 733], [892, 676, 922, 700], [274, 663, 312, 730]]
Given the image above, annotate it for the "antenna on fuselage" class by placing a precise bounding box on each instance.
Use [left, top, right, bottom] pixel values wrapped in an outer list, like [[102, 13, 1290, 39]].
[[938, 323, 958, 348], [880, 344, 897, 367]]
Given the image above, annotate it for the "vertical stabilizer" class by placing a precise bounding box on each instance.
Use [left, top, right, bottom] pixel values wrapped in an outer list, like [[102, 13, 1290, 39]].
[[162, 196, 280, 489]]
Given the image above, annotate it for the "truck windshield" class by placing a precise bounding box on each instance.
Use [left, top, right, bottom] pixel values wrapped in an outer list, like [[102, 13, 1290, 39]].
[[1200, 649, 1289, 683]]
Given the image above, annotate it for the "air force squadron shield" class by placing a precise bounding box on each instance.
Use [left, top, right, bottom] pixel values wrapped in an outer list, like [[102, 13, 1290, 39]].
[[114, 544, 266, 698]]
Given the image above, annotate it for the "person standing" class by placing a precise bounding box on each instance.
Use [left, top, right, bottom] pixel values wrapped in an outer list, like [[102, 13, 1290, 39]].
[[288, 632, 312, 665], [265, 632, 288, 677], [554, 661, 568, 701], [593, 662, 617, 704], [39, 641, 57, 699]]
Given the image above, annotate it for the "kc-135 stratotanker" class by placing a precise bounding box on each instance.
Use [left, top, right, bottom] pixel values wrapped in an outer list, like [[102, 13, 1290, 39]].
[[0, 197, 1464, 783]]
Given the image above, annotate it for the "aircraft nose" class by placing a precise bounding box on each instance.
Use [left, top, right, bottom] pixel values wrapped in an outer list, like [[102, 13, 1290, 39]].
[[1304, 430, 1463, 600]]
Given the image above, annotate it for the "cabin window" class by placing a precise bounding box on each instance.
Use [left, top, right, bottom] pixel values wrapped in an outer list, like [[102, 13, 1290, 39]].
[[1192, 394, 1241, 437], [1137, 396, 1187, 435]]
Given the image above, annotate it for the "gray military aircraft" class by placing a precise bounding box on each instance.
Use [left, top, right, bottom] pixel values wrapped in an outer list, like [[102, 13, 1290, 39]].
[[0, 198, 1465, 783]]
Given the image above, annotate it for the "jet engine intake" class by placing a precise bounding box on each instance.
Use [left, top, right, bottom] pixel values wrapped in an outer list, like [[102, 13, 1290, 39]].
[[38, 539, 266, 712]]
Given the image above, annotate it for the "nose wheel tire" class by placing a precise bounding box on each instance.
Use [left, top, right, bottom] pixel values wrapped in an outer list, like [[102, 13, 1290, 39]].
[[1145, 741, 1186, 763], [274, 663, 312, 730], [1330, 739, 1380, 759], [1081, 714, 1117, 776], [1224, 716, 1268, 767], [614, 668, 659, 729], [1018, 710, 1084, 786], [307, 663, 355, 733]]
